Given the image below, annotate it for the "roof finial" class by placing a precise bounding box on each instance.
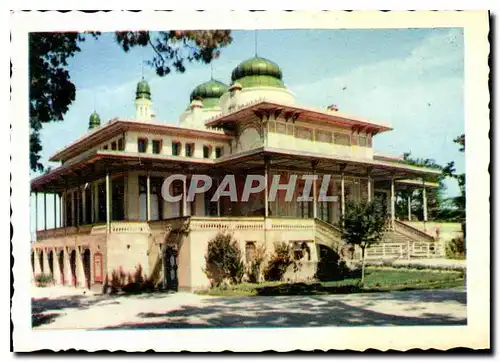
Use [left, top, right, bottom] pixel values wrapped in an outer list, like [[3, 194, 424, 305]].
[[141, 59, 145, 80], [93, 93, 96, 112], [210, 62, 214, 80], [254, 29, 258, 57]]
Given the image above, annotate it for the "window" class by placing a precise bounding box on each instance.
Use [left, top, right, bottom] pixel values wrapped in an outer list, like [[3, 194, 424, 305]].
[[316, 130, 332, 143], [111, 141, 117, 151], [295, 126, 312, 140], [275, 122, 287, 135], [185, 143, 194, 157], [215, 146, 223, 158], [103, 145, 108, 150], [118, 137, 124, 151], [351, 133, 358, 145], [152, 140, 162, 154], [172, 141, 181, 156], [203, 145, 212, 159], [358, 135, 367, 147], [292, 241, 312, 261], [245, 242, 256, 263], [138, 138, 148, 153], [334, 133, 351, 146], [111, 177, 125, 221]]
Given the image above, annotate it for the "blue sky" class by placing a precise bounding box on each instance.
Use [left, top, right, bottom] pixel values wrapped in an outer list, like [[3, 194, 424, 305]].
[[31, 28, 465, 232]]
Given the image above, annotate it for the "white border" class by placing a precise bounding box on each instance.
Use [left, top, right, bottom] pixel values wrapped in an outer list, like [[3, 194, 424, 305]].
[[10, 10, 490, 352]]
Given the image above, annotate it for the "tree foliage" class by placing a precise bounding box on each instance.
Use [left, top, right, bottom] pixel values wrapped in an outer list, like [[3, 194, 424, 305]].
[[115, 30, 232, 76], [340, 199, 388, 283], [395, 152, 446, 221], [263, 242, 295, 282], [204, 232, 244, 287], [29, 32, 93, 172], [442, 134, 466, 236], [29, 30, 233, 172]]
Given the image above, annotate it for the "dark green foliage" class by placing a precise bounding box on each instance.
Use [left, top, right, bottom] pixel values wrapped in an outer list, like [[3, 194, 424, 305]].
[[443, 134, 466, 237], [396, 152, 446, 221], [104, 264, 153, 294], [205, 233, 245, 286], [263, 242, 297, 282], [197, 268, 464, 297], [35, 273, 54, 287], [115, 30, 233, 76], [315, 245, 353, 281], [29, 32, 92, 171], [340, 199, 388, 283], [446, 237, 466, 260]]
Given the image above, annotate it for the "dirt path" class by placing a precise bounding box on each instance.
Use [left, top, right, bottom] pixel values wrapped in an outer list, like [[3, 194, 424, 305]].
[[32, 286, 466, 330]]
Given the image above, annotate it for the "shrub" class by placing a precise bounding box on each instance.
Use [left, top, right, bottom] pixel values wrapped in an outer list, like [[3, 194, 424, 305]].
[[446, 236, 466, 260], [35, 273, 54, 287], [263, 242, 297, 282], [104, 264, 154, 294], [204, 233, 245, 287], [247, 243, 267, 283], [315, 246, 353, 281]]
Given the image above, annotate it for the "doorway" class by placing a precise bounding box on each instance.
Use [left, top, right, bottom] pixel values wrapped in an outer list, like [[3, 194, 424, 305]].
[[163, 246, 179, 291], [70, 249, 77, 286], [82, 249, 91, 289], [58, 250, 65, 285]]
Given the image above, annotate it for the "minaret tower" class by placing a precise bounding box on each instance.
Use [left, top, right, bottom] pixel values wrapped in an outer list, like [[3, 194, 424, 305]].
[[135, 78, 153, 121]]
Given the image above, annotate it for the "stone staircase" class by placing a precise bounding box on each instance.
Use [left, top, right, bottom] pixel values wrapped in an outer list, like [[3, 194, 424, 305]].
[[314, 218, 444, 261]]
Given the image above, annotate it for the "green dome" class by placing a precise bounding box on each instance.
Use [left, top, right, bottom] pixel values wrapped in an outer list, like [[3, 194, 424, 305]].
[[231, 57, 285, 88], [88, 111, 101, 129], [136, 79, 151, 100], [190, 79, 229, 108]]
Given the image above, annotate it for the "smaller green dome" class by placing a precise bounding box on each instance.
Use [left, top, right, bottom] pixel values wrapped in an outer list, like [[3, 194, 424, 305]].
[[88, 111, 101, 129], [190, 79, 229, 108], [136, 79, 151, 100], [231, 57, 285, 88]]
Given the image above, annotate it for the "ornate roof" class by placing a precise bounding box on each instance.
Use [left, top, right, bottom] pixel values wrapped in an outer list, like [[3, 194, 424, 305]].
[[88, 111, 101, 129], [190, 79, 229, 108], [231, 57, 285, 88], [136, 79, 151, 100]]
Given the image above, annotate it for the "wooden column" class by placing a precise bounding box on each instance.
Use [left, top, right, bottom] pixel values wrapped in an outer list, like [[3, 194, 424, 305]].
[[34, 192, 38, 232], [390, 177, 395, 230], [422, 180, 428, 231], [182, 176, 188, 217], [146, 174, 151, 221], [367, 172, 372, 202], [340, 173, 345, 217], [63, 186, 67, 227], [407, 194, 412, 221], [59, 193, 63, 228], [106, 172, 111, 233], [82, 187, 86, 225], [312, 161, 318, 219], [53, 193, 57, 229], [216, 176, 221, 217], [43, 193, 47, 230], [264, 157, 270, 218]]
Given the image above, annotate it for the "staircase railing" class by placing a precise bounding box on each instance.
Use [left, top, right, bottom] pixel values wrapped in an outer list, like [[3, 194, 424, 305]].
[[314, 218, 344, 253], [394, 220, 435, 243]]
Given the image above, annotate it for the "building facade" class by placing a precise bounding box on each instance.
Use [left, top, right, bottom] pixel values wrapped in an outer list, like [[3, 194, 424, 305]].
[[31, 57, 441, 291]]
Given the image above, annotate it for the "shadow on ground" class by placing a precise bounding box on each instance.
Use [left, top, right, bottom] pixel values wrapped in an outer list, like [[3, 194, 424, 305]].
[[31, 290, 176, 327], [97, 289, 467, 330]]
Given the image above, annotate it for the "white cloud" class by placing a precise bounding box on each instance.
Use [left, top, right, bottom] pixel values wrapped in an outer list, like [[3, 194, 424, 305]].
[[288, 29, 464, 197]]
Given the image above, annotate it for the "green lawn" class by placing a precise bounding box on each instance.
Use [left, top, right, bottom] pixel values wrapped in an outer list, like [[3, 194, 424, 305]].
[[196, 267, 465, 297]]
